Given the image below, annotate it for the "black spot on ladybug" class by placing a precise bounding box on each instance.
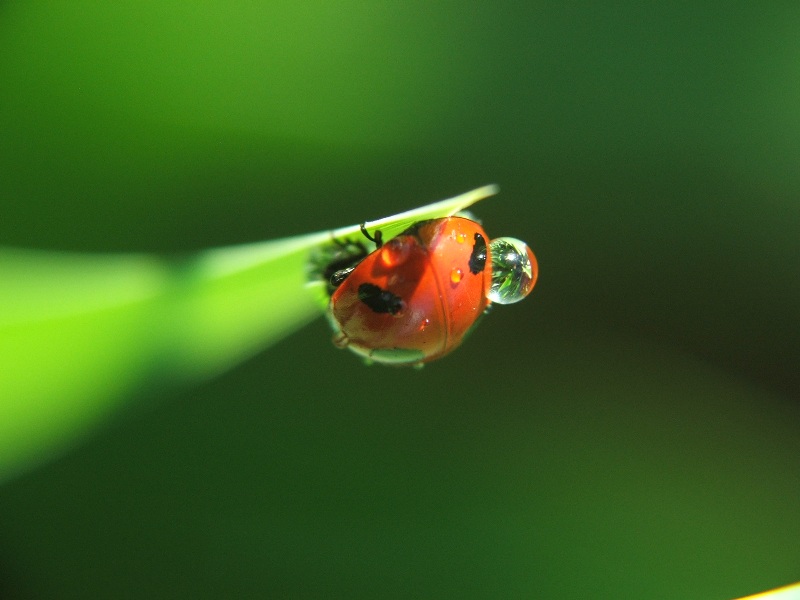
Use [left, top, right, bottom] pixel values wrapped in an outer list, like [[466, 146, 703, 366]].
[[469, 233, 487, 274], [358, 283, 405, 315]]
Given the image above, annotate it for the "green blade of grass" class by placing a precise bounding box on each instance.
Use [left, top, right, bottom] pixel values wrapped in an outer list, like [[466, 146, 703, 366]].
[[734, 582, 800, 600], [0, 185, 497, 481]]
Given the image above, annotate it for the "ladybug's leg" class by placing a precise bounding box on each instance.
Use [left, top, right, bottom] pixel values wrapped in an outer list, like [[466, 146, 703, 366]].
[[359, 223, 383, 248], [320, 237, 370, 295], [330, 266, 357, 288], [331, 330, 349, 349]]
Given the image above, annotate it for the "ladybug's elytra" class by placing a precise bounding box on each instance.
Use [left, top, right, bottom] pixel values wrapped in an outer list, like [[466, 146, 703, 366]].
[[321, 216, 538, 367]]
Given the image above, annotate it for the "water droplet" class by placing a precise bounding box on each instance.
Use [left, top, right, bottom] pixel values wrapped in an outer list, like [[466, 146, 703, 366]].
[[456, 232, 468, 244], [450, 268, 463, 284], [487, 237, 538, 304], [418, 318, 430, 332]]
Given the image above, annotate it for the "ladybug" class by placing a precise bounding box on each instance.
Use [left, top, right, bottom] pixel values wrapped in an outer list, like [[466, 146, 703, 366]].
[[320, 216, 538, 366]]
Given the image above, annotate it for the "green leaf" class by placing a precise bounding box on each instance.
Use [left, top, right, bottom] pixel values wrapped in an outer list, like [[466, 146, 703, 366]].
[[0, 185, 498, 481], [734, 582, 800, 600]]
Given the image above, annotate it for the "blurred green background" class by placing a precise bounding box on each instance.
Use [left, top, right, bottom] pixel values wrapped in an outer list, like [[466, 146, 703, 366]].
[[1, 1, 799, 598]]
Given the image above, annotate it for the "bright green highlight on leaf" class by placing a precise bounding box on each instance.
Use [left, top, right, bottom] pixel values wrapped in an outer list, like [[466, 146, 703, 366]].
[[735, 582, 800, 600], [0, 186, 498, 482]]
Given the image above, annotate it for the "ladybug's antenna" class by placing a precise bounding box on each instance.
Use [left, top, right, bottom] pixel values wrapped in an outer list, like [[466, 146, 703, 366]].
[[359, 223, 383, 248]]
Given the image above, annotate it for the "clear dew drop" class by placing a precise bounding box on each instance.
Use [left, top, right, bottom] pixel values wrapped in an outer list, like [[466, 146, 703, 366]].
[[487, 237, 538, 304], [450, 268, 463, 284], [418, 317, 430, 332]]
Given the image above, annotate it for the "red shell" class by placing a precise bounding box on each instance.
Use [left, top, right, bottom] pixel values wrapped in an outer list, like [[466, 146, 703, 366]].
[[328, 217, 491, 365]]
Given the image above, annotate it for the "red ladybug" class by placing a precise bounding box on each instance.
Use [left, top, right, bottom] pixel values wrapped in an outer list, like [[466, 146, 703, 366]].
[[322, 216, 538, 366]]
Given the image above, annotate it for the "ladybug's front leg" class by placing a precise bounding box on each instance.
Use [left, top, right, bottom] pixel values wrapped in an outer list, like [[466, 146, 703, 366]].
[[359, 223, 383, 248], [330, 266, 357, 288]]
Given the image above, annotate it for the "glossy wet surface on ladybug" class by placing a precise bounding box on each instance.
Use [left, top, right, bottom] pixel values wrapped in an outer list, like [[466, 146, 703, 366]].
[[327, 217, 493, 366]]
